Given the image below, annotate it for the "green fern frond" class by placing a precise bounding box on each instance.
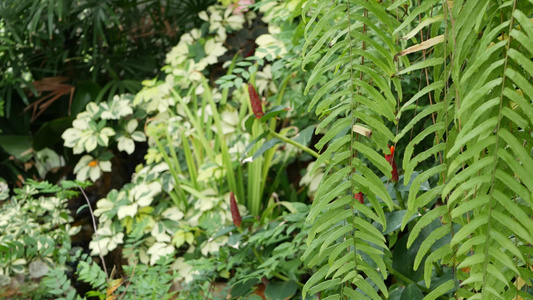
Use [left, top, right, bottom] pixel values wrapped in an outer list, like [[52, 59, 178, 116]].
[[444, 1, 533, 296], [301, 0, 401, 298], [393, 11, 453, 286], [399, 0, 533, 297]]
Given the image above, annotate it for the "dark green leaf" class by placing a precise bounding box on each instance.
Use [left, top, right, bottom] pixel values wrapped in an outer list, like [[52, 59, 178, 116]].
[[260, 105, 289, 123], [292, 125, 315, 146], [33, 117, 74, 151], [244, 115, 256, 134], [228, 233, 242, 246], [240, 131, 268, 160], [231, 279, 259, 298], [265, 281, 298, 300], [71, 81, 101, 115], [252, 138, 281, 160], [0, 135, 33, 162], [400, 284, 424, 300], [374, 210, 418, 235]]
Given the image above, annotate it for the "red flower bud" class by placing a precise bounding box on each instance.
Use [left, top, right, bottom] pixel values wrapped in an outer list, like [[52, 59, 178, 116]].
[[248, 83, 263, 119], [354, 192, 364, 204], [384, 145, 398, 182], [230, 192, 241, 227]]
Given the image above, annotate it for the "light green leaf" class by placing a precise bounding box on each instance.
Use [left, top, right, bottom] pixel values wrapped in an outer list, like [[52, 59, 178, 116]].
[[396, 57, 443, 76], [424, 280, 454, 300], [117, 137, 135, 154], [413, 226, 449, 270], [392, 0, 440, 35], [402, 15, 445, 40], [450, 215, 488, 247]]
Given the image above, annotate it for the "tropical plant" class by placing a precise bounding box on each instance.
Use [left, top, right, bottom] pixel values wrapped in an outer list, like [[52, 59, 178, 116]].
[[0, 0, 214, 111], [298, 0, 533, 299], [83, 3, 252, 265]]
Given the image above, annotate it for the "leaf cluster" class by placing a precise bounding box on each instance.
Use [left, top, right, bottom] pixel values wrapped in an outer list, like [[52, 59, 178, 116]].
[[0, 179, 87, 298]]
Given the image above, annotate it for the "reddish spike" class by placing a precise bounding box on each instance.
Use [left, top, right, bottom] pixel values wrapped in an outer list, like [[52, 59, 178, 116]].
[[384, 145, 394, 162], [248, 83, 263, 119], [354, 192, 364, 204], [391, 162, 399, 182], [385, 145, 398, 182], [230, 192, 241, 227]]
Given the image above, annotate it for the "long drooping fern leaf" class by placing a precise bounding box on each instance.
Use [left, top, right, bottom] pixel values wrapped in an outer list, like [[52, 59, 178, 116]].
[[300, 0, 401, 298], [396, 0, 533, 298]]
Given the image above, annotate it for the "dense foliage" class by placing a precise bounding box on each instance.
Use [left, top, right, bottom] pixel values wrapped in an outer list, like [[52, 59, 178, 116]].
[[1, 0, 533, 299], [300, 0, 533, 298], [0, 0, 213, 184]]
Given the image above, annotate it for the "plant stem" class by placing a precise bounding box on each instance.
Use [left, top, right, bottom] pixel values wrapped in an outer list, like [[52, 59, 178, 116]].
[[154, 137, 187, 209], [395, 185, 406, 210], [266, 128, 320, 159], [433, 261, 444, 276], [78, 187, 109, 282]]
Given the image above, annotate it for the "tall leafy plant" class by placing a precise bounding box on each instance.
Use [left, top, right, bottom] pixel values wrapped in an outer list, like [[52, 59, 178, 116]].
[[300, 0, 400, 298], [300, 0, 533, 299]]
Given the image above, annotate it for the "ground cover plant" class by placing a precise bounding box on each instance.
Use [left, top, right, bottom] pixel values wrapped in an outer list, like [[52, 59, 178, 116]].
[[1, 0, 533, 299]]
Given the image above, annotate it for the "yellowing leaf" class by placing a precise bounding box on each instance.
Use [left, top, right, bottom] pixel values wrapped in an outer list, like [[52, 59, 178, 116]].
[[394, 35, 445, 59], [106, 278, 123, 297]]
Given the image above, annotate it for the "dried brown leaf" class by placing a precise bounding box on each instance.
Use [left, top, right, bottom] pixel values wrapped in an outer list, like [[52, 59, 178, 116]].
[[394, 35, 444, 59]]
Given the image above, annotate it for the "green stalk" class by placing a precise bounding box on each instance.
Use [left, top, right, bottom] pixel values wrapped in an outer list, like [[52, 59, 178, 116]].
[[181, 130, 198, 190], [205, 115, 214, 142], [201, 76, 245, 207], [395, 185, 406, 210], [191, 138, 203, 164], [154, 137, 186, 209], [192, 91, 200, 131], [266, 128, 320, 159], [260, 73, 294, 198], [248, 121, 264, 215], [165, 128, 183, 176], [243, 72, 264, 216], [167, 190, 182, 210], [171, 88, 216, 162], [260, 143, 276, 198]]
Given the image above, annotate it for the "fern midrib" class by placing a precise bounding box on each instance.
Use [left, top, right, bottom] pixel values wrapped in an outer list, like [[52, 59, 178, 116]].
[[480, 0, 518, 293], [443, 0, 459, 296], [346, 0, 360, 296]]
